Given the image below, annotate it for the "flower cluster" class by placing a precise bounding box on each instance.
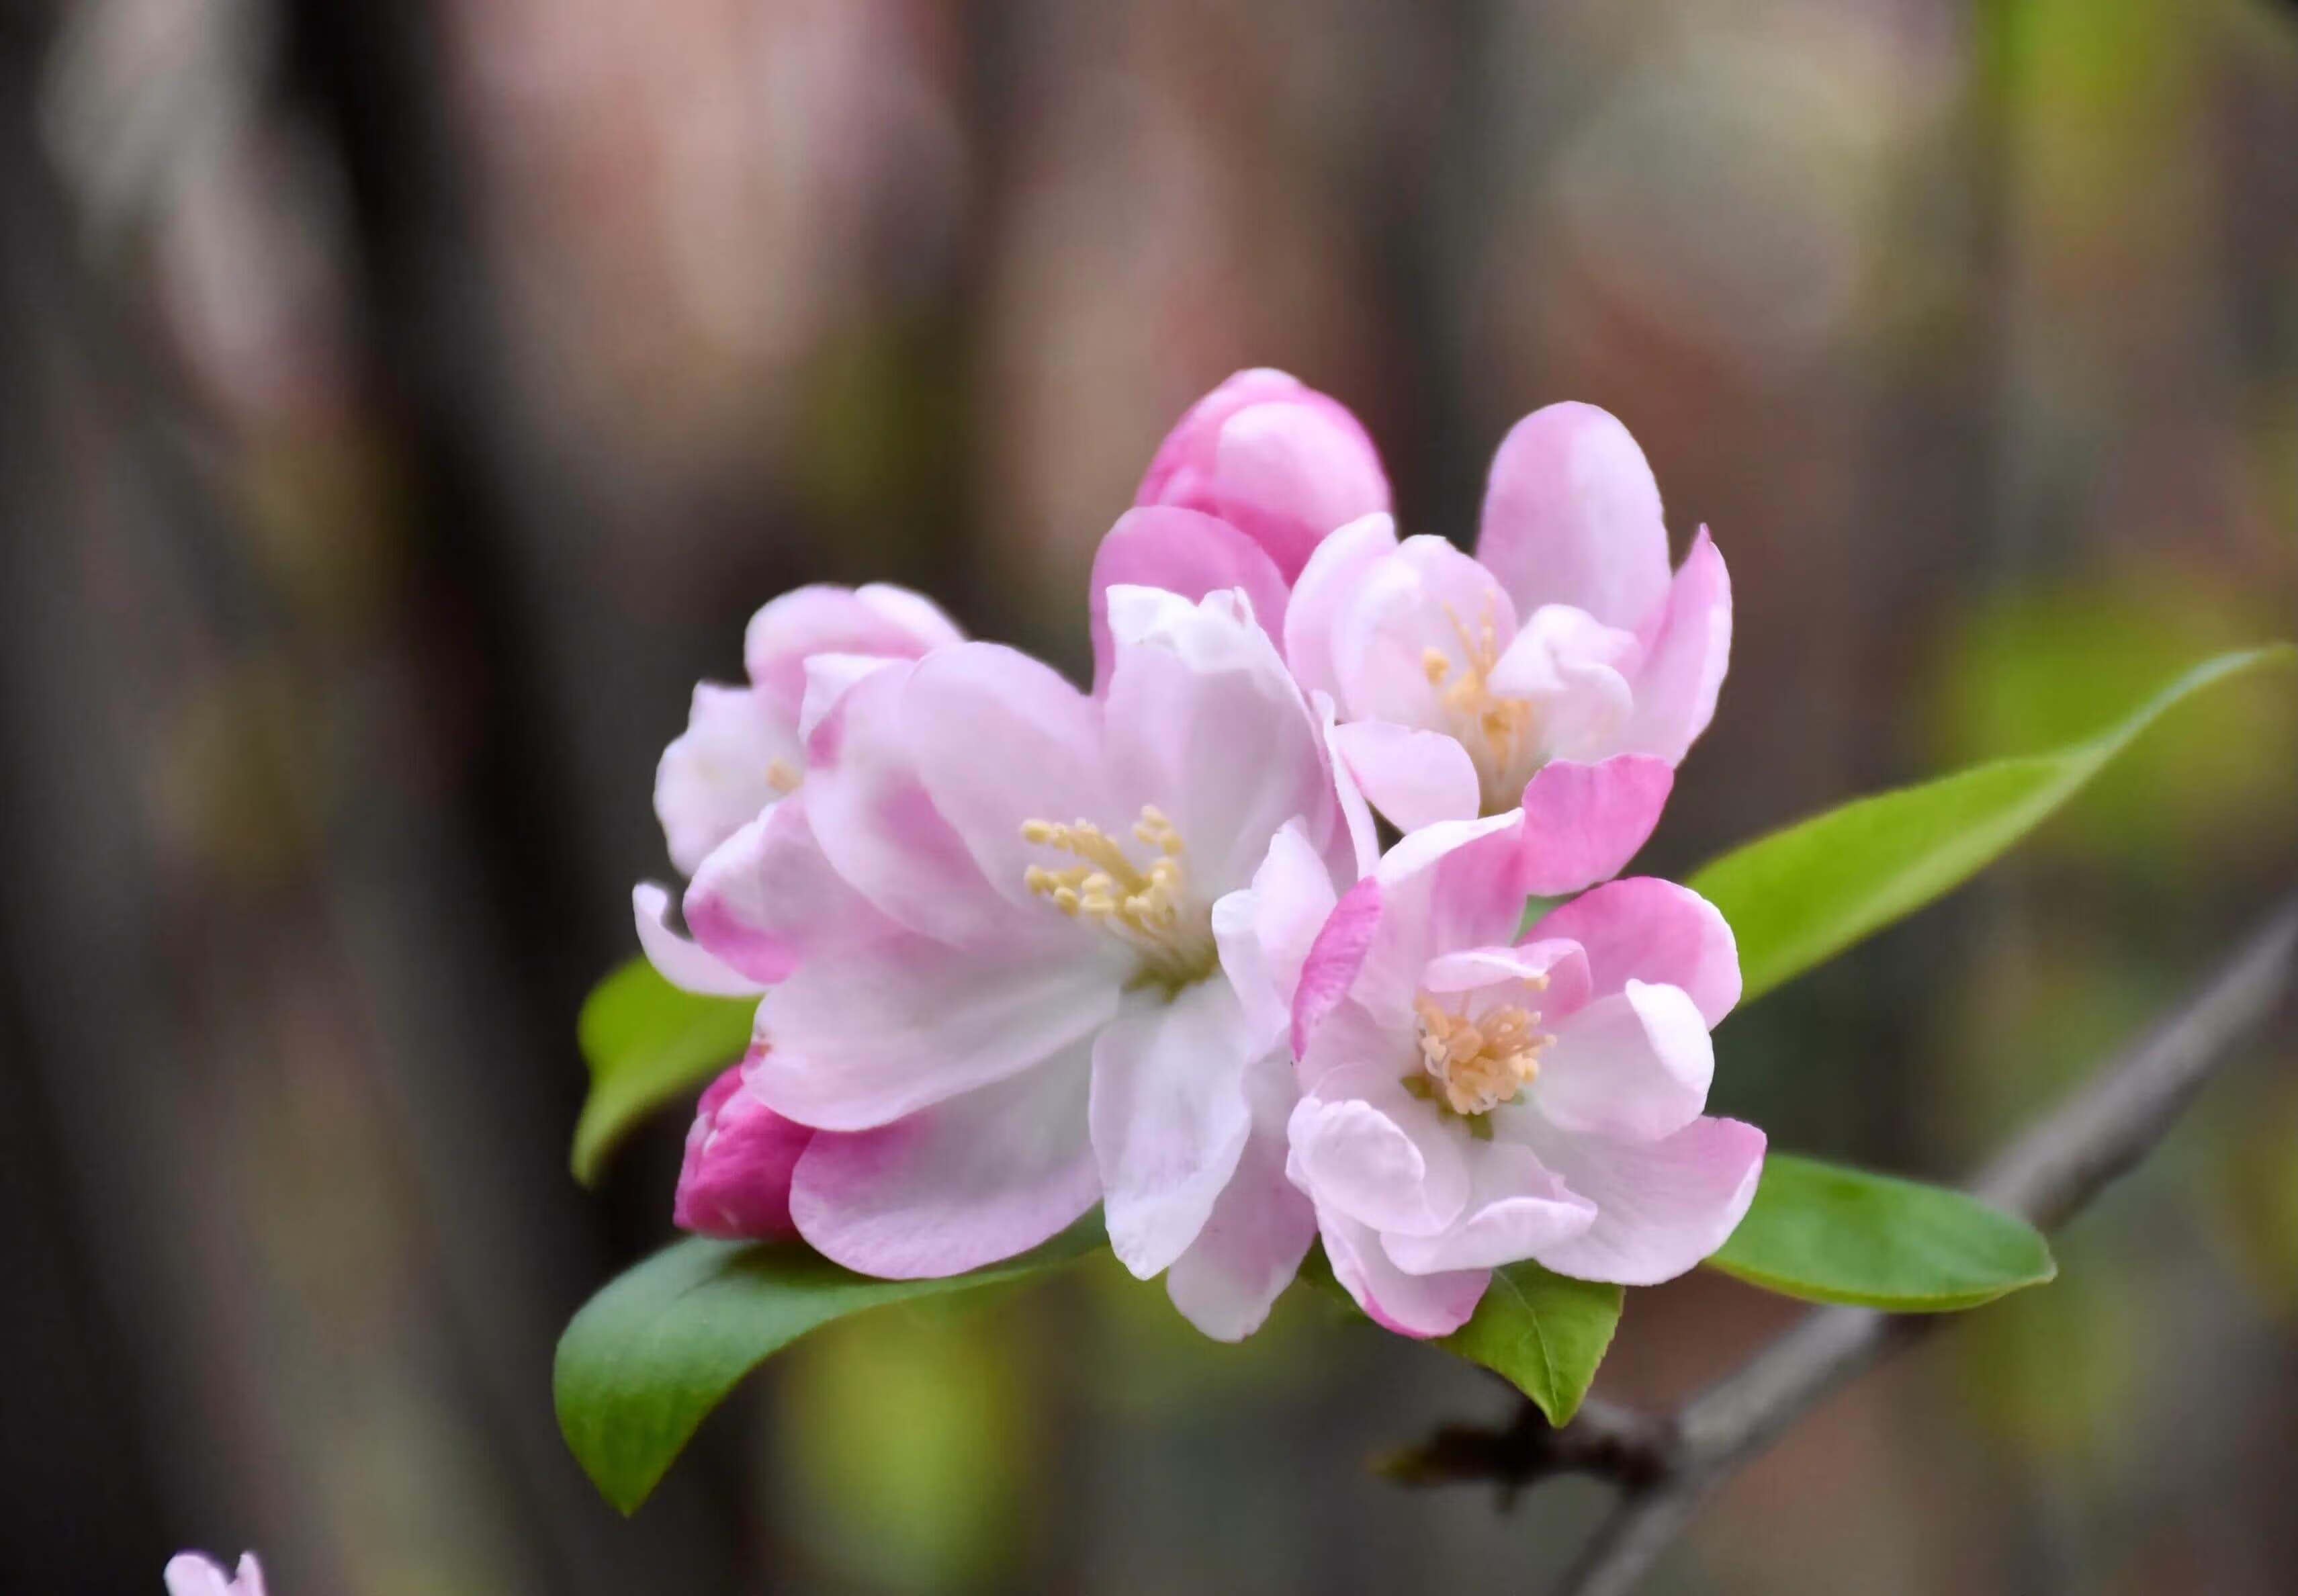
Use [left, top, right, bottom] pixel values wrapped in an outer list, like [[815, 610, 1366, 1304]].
[[635, 369, 1764, 1341]]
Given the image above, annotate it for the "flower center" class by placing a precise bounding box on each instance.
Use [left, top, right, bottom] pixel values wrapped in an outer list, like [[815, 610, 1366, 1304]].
[[1021, 805, 1219, 994], [1422, 607, 1536, 813], [1411, 986, 1552, 1117]]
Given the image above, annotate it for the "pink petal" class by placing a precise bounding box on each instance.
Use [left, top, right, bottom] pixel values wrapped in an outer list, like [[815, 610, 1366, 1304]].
[[653, 682, 797, 877], [1485, 604, 1641, 763], [790, 1060, 1099, 1278], [163, 1556, 235, 1596], [1530, 877, 1740, 1026], [1371, 812, 1538, 993], [1101, 586, 1335, 897], [1619, 529, 1732, 764], [746, 924, 1118, 1130], [742, 582, 961, 727], [1381, 1141, 1598, 1275], [1292, 876, 1383, 1058], [801, 658, 1026, 944], [1283, 512, 1398, 702], [897, 643, 1116, 916], [1137, 368, 1390, 581], [1165, 1051, 1317, 1341], [1522, 1114, 1767, 1286], [1530, 981, 1714, 1143], [1315, 691, 1382, 880], [683, 795, 895, 984], [1090, 981, 1260, 1278], [1474, 402, 1673, 631], [1327, 720, 1483, 833], [797, 652, 899, 744], [1418, 939, 1593, 1020], [1513, 756, 1673, 897], [1212, 819, 1340, 1047], [1088, 506, 1292, 694], [673, 1060, 811, 1239], [1316, 1204, 1487, 1338], [633, 881, 768, 995], [1286, 1064, 1470, 1238]]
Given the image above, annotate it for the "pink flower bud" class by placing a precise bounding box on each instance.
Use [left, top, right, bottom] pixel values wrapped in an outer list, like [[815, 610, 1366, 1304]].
[[673, 1060, 813, 1240], [1135, 369, 1389, 582]]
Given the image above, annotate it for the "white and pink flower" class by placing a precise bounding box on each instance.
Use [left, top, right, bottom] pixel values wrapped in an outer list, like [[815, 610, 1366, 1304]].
[[1286, 813, 1765, 1338], [684, 584, 1355, 1337], [1286, 404, 1730, 829], [635, 582, 963, 995]]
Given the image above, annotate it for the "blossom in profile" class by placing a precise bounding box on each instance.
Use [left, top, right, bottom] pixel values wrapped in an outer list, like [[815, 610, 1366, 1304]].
[[672, 1059, 813, 1240], [696, 582, 1354, 1335], [164, 1552, 266, 1596], [634, 583, 963, 995], [1286, 813, 1764, 1337], [1286, 403, 1730, 831]]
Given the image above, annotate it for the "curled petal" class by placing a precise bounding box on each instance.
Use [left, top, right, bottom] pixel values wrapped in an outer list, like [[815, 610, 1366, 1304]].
[[1620, 529, 1732, 764], [633, 881, 767, 995], [1286, 1065, 1470, 1238], [1475, 402, 1673, 631], [1088, 507, 1291, 695], [1531, 877, 1740, 1026], [742, 582, 961, 726], [1522, 1114, 1767, 1286], [1165, 1051, 1317, 1341], [1315, 1203, 1487, 1338], [1380, 1141, 1597, 1275], [1531, 981, 1714, 1143]]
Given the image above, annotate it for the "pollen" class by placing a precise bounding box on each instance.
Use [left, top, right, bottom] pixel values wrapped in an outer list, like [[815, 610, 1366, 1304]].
[[1413, 983, 1552, 1117], [764, 759, 803, 796], [1022, 805, 1216, 992], [1421, 605, 1536, 811]]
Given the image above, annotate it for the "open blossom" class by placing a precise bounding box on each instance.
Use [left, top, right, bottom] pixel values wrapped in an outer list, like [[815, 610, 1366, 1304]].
[[684, 582, 1356, 1335], [165, 1552, 266, 1596], [1286, 403, 1730, 829], [673, 1058, 812, 1240], [1286, 813, 1765, 1337], [634, 582, 963, 995]]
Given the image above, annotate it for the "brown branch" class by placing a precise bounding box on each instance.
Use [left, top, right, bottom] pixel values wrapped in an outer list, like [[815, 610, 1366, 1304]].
[[1389, 895, 2298, 1596]]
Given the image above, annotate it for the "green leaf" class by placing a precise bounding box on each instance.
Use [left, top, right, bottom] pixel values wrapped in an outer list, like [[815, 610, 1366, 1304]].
[[1439, 1261, 1624, 1425], [1708, 1153, 2055, 1311], [572, 959, 757, 1185], [1690, 646, 2295, 1005], [556, 1225, 1104, 1513]]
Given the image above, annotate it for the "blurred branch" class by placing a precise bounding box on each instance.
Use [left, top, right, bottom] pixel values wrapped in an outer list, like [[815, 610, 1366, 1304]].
[[1388, 893, 2298, 1596]]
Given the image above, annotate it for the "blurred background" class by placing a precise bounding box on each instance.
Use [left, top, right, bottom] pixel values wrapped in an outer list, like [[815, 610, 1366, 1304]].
[[3, 0, 2296, 1591]]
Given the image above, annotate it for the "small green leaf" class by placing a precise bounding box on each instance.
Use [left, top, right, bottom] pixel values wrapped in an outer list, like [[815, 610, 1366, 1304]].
[[1439, 1261, 1624, 1425], [1708, 1153, 2055, 1311], [572, 959, 757, 1185], [556, 1224, 1104, 1513], [1691, 646, 2294, 1005]]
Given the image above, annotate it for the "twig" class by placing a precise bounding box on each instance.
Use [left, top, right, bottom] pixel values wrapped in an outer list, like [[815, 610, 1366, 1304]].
[[1390, 895, 2298, 1596]]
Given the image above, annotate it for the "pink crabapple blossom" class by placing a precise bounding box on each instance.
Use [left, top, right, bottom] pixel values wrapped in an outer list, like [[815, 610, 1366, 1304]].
[[678, 584, 1359, 1337], [1285, 402, 1731, 828], [1286, 811, 1765, 1338], [164, 1552, 266, 1596], [634, 582, 963, 997]]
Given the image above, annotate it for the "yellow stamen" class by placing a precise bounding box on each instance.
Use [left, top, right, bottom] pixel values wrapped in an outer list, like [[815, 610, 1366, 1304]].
[[1021, 805, 1217, 993], [1421, 603, 1536, 813], [765, 759, 803, 796], [1413, 982, 1552, 1117]]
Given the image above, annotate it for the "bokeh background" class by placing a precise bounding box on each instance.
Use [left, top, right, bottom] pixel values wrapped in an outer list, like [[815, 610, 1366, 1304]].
[[4, 0, 2297, 1591]]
